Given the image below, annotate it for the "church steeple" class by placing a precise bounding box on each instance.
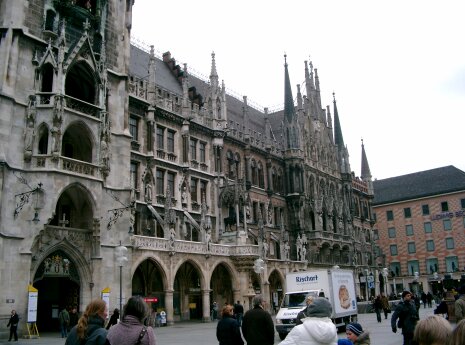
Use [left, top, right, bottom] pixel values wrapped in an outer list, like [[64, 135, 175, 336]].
[[361, 139, 374, 194], [283, 54, 299, 150], [333, 93, 344, 148], [284, 54, 295, 123], [361, 139, 372, 180], [210, 51, 219, 90]]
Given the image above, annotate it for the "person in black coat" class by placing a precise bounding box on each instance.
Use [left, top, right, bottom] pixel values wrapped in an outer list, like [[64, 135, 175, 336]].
[[217, 304, 244, 345], [233, 301, 244, 326], [106, 308, 119, 330], [241, 295, 275, 345], [7, 309, 19, 341], [391, 291, 419, 345]]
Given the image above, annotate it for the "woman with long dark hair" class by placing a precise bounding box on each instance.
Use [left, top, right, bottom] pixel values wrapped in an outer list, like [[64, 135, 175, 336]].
[[107, 296, 156, 345], [65, 299, 108, 345]]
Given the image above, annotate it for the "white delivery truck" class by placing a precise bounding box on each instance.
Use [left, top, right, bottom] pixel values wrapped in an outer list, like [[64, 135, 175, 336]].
[[275, 268, 358, 340]]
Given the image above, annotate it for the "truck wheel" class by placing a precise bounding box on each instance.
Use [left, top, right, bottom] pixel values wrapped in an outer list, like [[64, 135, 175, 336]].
[[278, 333, 287, 340]]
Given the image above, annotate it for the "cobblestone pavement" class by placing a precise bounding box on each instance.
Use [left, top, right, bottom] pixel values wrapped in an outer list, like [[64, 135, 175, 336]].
[[0, 305, 437, 345]]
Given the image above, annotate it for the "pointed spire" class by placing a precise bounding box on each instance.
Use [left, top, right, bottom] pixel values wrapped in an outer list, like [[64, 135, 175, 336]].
[[333, 93, 345, 147], [297, 84, 302, 110], [210, 51, 219, 89], [361, 139, 372, 181], [284, 54, 296, 123]]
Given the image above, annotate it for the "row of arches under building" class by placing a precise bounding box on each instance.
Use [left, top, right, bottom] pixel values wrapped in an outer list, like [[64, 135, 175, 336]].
[[32, 249, 285, 331]]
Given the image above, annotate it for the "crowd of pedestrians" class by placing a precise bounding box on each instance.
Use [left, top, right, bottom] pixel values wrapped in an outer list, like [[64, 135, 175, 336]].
[[7, 286, 465, 345]]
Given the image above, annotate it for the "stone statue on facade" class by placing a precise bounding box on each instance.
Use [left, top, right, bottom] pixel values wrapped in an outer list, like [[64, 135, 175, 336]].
[[145, 182, 153, 203]]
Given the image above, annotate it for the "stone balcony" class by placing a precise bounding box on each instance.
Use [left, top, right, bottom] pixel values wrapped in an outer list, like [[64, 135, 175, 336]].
[[131, 235, 259, 257]]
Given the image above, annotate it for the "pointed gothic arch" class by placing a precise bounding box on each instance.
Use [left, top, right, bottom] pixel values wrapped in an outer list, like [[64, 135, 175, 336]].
[[65, 61, 97, 104], [48, 182, 96, 229], [268, 269, 285, 311], [37, 122, 50, 154], [132, 258, 168, 310], [40, 63, 54, 93], [62, 121, 95, 163], [173, 260, 205, 320], [210, 262, 234, 307]]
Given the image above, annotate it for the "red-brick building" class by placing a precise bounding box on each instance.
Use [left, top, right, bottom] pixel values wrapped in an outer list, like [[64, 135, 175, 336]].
[[373, 166, 465, 297]]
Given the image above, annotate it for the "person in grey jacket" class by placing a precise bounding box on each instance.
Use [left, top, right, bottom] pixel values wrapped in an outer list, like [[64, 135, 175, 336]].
[[107, 296, 156, 345]]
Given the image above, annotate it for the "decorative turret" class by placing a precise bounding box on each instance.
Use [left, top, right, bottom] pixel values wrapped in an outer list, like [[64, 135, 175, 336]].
[[283, 54, 300, 150], [333, 93, 351, 174], [361, 139, 374, 194]]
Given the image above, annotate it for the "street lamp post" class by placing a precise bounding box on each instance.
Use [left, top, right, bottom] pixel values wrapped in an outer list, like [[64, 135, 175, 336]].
[[365, 269, 369, 301], [382, 268, 389, 295], [115, 242, 128, 314]]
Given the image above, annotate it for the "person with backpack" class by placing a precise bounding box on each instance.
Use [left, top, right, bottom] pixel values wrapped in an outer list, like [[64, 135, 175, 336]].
[[391, 291, 419, 345]]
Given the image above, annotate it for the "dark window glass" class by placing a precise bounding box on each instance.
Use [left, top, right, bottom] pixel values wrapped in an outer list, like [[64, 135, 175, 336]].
[[422, 204, 430, 215], [190, 139, 197, 160], [386, 210, 394, 221], [156, 170, 164, 194], [404, 207, 411, 218], [406, 224, 414, 236], [167, 172, 175, 195], [441, 201, 449, 212], [156, 126, 164, 149], [167, 130, 175, 152], [199, 142, 206, 163], [129, 117, 138, 140]]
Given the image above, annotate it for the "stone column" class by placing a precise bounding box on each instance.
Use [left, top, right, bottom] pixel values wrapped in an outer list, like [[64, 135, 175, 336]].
[[164, 289, 174, 325], [202, 289, 211, 322], [233, 289, 241, 305]]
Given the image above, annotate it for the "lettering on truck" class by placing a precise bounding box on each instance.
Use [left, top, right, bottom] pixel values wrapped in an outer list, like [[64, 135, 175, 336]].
[[283, 311, 300, 317], [295, 274, 318, 283]]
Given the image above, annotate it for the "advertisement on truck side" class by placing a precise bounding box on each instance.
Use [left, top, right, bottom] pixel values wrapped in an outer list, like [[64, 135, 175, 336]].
[[330, 269, 357, 315]]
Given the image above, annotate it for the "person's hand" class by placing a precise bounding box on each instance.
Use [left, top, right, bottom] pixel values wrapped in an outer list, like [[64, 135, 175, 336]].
[[392, 327, 397, 333]]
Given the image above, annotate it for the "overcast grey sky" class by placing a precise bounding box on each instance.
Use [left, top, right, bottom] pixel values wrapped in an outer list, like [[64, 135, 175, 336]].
[[131, 1, 465, 180]]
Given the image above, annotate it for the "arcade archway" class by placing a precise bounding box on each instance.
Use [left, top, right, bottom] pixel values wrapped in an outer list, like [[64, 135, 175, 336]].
[[33, 250, 80, 331], [173, 261, 203, 321], [268, 270, 284, 313], [132, 259, 166, 313], [210, 263, 234, 306]]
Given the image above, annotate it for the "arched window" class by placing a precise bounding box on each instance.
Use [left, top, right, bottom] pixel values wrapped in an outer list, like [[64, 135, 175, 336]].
[[226, 150, 234, 179], [37, 124, 49, 154], [44, 9, 56, 31], [41, 63, 54, 93], [65, 62, 96, 104], [251, 160, 257, 185], [272, 168, 277, 191], [234, 153, 241, 179], [258, 161, 265, 189], [61, 122, 93, 162]]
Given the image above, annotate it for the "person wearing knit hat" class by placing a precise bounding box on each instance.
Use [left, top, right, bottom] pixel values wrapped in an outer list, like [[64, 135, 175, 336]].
[[346, 322, 370, 344], [279, 297, 337, 345]]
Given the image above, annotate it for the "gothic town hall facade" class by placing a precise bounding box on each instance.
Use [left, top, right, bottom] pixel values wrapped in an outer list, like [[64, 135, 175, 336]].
[[0, 0, 376, 332]]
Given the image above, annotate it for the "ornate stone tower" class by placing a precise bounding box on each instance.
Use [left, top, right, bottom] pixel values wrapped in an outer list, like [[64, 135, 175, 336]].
[[0, 0, 135, 333]]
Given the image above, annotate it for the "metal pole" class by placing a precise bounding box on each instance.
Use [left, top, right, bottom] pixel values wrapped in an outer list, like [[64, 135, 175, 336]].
[[119, 265, 123, 313]]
